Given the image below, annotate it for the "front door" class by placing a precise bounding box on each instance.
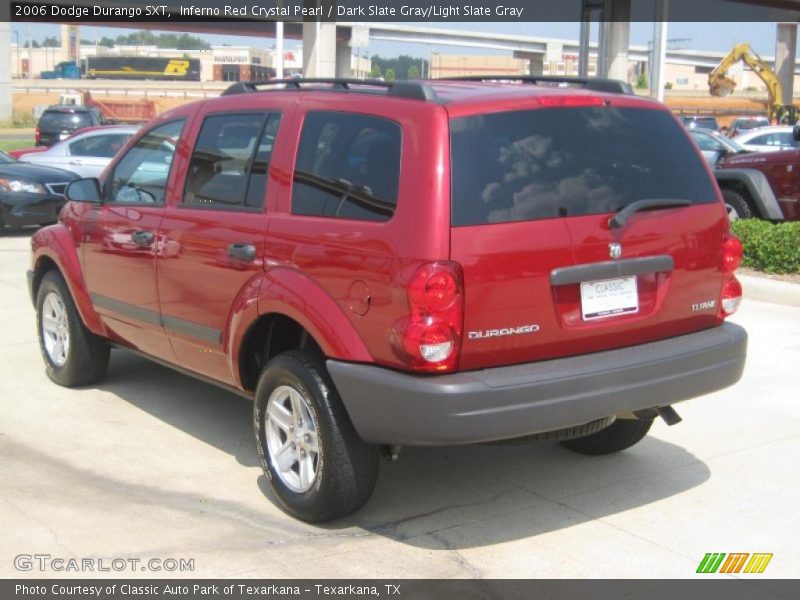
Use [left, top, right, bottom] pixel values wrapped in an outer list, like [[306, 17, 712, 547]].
[[82, 119, 186, 360]]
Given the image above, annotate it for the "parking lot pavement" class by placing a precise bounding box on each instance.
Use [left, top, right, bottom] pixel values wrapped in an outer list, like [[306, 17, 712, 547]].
[[1, 230, 799, 580]]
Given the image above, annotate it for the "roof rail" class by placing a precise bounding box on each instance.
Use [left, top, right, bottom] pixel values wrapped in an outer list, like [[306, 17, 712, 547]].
[[439, 75, 635, 96], [221, 78, 440, 102]]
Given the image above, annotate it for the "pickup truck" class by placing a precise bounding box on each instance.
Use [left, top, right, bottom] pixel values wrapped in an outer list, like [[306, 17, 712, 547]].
[[717, 147, 800, 221], [714, 124, 800, 221]]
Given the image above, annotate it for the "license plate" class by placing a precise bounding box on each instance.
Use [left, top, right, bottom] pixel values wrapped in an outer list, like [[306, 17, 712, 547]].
[[580, 276, 639, 321]]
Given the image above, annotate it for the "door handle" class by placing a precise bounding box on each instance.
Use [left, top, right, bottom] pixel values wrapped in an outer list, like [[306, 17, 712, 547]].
[[228, 243, 256, 262], [131, 230, 155, 246]]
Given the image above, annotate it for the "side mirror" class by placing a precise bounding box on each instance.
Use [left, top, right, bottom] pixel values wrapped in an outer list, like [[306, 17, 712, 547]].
[[794, 124, 800, 141], [65, 178, 101, 203]]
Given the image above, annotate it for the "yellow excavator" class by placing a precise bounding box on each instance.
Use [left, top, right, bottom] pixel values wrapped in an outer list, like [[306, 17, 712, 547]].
[[708, 42, 798, 124]]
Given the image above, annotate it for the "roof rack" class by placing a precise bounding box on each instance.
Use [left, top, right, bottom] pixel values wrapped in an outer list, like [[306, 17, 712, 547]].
[[438, 75, 635, 96], [221, 78, 440, 102]]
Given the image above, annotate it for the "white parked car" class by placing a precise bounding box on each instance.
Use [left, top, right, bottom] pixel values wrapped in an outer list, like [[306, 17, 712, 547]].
[[732, 125, 799, 153], [20, 125, 139, 179]]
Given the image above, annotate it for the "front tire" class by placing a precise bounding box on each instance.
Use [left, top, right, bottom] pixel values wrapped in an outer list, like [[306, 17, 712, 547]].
[[560, 417, 653, 456], [254, 350, 379, 522], [36, 271, 109, 387]]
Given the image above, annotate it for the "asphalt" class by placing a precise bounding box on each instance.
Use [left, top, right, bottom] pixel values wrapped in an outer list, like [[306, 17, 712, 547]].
[[1, 230, 798, 580]]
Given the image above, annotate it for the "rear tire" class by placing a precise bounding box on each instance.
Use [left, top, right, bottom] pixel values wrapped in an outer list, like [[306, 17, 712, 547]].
[[36, 271, 110, 387], [254, 350, 379, 522], [560, 417, 653, 456], [721, 189, 754, 221]]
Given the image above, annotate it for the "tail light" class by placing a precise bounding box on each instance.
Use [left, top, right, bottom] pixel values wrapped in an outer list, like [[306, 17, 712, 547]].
[[719, 232, 743, 317], [392, 262, 464, 373], [34, 127, 40, 146], [721, 277, 743, 316], [722, 232, 743, 272]]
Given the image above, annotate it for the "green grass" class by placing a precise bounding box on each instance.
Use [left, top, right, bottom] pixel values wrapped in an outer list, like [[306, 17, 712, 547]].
[[0, 139, 35, 152]]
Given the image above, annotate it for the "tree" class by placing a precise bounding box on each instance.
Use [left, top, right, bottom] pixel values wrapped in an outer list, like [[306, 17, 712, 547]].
[[42, 37, 60, 48], [407, 65, 420, 80], [99, 37, 116, 48], [385, 68, 396, 81], [635, 73, 648, 89], [370, 64, 382, 78]]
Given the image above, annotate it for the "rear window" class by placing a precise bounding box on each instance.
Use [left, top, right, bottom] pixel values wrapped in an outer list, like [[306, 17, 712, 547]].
[[451, 106, 718, 227], [733, 118, 768, 131], [683, 116, 719, 130], [39, 111, 93, 130]]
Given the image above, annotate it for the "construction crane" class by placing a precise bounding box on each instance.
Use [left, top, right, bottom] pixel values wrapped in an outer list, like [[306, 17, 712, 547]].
[[708, 42, 798, 124]]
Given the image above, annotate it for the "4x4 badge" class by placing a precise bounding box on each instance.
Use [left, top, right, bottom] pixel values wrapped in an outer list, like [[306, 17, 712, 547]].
[[609, 243, 622, 260]]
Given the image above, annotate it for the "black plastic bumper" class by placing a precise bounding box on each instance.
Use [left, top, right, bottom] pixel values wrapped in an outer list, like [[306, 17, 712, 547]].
[[327, 323, 748, 445]]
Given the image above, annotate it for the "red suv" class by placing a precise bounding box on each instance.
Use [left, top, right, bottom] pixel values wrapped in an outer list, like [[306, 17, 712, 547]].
[[28, 77, 747, 522]]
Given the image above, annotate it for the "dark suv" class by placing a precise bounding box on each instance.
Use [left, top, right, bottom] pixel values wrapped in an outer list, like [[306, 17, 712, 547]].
[[28, 77, 747, 522], [36, 105, 104, 147]]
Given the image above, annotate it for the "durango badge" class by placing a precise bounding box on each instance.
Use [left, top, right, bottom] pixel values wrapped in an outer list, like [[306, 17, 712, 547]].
[[609, 242, 623, 260], [468, 324, 540, 340]]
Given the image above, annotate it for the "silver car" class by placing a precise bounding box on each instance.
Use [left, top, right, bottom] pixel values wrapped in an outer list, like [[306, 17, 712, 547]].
[[688, 130, 749, 168], [732, 125, 799, 153], [20, 125, 139, 179]]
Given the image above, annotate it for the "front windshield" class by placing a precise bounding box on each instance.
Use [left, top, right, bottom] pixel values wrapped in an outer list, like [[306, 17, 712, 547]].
[[720, 137, 746, 152]]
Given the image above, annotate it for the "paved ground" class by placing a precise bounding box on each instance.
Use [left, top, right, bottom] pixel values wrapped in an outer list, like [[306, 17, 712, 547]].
[[1, 230, 798, 580]]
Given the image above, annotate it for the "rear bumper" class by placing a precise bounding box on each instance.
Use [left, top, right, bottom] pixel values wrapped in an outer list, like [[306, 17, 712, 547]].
[[327, 323, 747, 445]]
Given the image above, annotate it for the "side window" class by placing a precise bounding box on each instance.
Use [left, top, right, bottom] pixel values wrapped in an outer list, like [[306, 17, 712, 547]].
[[183, 113, 278, 210], [109, 120, 184, 205], [245, 114, 281, 208], [292, 111, 401, 222], [69, 133, 129, 158]]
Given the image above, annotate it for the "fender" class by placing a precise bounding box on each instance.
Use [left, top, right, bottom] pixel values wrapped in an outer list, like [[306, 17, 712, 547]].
[[257, 267, 373, 363], [30, 224, 106, 336], [714, 168, 785, 220], [224, 274, 264, 390]]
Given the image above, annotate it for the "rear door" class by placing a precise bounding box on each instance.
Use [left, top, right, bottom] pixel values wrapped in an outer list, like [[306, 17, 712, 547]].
[[157, 111, 282, 384], [449, 99, 729, 370]]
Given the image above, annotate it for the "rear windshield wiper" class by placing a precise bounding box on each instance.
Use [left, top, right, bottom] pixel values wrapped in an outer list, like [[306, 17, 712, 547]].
[[609, 198, 692, 229]]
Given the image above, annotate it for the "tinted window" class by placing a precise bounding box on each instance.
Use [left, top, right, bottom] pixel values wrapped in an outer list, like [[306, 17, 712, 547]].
[[292, 111, 401, 222], [39, 111, 93, 130], [749, 132, 795, 147], [109, 120, 184, 204], [682, 117, 719, 130], [691, 131, 722, 152], [245, 115, 281, 208], [184, 113, 277, 209], [733, 118, 767, 131], [451, 107, 718, 226], [69, 133, 130, 158]]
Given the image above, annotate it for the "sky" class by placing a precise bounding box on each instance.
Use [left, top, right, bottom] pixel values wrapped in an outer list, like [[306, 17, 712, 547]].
[[11, 21, 783, 59]]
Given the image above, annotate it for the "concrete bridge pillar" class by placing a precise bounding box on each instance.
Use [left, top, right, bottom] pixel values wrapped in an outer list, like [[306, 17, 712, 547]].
[[602, 0, 631, 82], [0, 22, 11, 122], [302, 22, 336, 78], [776, 23, 797, 106]]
